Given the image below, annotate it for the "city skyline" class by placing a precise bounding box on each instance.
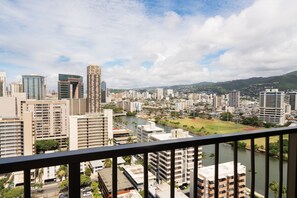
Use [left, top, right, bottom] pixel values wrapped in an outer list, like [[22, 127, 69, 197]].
[[1, 0, 297, 90]]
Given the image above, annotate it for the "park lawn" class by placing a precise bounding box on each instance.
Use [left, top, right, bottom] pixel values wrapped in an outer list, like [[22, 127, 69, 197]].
[[165, 118, 283, 148], [167, 117, 258, 134]]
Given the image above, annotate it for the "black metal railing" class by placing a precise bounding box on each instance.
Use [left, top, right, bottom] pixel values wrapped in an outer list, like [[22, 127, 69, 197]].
[[1, 126, 297, 198]]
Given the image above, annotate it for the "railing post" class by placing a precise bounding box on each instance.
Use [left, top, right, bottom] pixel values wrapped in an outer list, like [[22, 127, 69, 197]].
[[287, 133, 297, 198], [24, 169, 31, 198], [69, 163, 81, 198]]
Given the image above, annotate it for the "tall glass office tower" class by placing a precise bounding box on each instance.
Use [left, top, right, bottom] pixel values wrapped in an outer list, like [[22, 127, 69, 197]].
[[22, 75, 45, 100]]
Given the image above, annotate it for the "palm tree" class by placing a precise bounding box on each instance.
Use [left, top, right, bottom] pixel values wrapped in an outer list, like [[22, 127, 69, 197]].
[[104, 158, 112, 168], [56, 165, 68, 181]]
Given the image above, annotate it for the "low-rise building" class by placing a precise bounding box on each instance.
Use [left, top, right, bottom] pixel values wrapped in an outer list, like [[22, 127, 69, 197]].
[[98, 168, 135, 198], [123, 165, 156, 191], [190, 161, 246, 198]]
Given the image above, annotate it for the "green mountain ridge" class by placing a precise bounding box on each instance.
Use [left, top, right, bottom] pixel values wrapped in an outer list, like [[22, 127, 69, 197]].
[[173, 71, 297, 96]]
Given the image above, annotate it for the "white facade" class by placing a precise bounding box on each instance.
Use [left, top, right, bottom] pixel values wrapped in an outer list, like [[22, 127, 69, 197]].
[[156, 88, 164, 100], [69, 109, 113, 150], [149, 129, 202, 186], [123, 165, 156, 191], [259, 89, 286, 125], [190, 162, 246, 198], [137, 121, 164, 143]]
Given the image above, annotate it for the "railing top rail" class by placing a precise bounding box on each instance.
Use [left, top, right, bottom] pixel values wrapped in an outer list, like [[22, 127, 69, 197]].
[[1, 126, 297, 174]]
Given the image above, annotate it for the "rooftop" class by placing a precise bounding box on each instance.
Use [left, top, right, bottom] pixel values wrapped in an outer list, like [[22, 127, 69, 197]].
[[98, 168, 134, 193], [199, 161, 246, 181]]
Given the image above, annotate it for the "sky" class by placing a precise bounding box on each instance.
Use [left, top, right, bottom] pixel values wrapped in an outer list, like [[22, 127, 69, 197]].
[[1, 0, 297, 90]]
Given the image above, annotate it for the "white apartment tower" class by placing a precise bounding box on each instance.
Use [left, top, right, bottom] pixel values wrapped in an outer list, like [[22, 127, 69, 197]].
[[137, 121, 164, 143], [229, 90, 240, 108], [87, 65, 101, 113], [69, 109, 113, 150], [149, 129, 202, 186], [191, 162, 246, 198], [259, 89, 286, 125], [156, 88, 164, 100], [21, 100, 69, 149], [0, 72, 6, 96]]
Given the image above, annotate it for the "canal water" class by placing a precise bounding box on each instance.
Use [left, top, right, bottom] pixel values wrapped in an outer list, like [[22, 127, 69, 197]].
[[121, 116, 287, 197]]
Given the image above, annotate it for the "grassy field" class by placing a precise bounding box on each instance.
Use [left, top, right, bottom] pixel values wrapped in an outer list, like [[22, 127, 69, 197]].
[[164, 117, 257, 134], [161, 118, 282, 148]]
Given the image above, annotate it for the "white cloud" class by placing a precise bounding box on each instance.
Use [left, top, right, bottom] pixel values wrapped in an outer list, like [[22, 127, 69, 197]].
[[0, 0, 297, 90]]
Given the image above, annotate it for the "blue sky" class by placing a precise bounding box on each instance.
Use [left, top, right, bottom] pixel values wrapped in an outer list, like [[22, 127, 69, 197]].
[[1, 0, 297, 89]]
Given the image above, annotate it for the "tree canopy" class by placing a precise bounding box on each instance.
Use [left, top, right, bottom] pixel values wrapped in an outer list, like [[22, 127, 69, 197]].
[[35, 140, 59, 153]]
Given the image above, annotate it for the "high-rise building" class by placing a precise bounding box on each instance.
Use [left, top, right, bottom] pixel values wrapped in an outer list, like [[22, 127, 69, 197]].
[[69, 109, 113, 150], [288, 92, 297, 111], [259, 89, 286, 125], [67, 98, 87, 115], [22, 75, 45, 100], [137, 121, 164, 143], [156, 88, 163, 100], [0, 93, 26, 117], [87, 65, 101, 113], [58, 74, 84, 100], [149, 129, 202, 185], [229, 90, 240, 108], [0, 72, 6, 96], [21, 100, 69, 149], [0, 112, 34, 158], [10, 82, 24, 96], [190, 161, 246, 198], [101, 81, 107, 103]]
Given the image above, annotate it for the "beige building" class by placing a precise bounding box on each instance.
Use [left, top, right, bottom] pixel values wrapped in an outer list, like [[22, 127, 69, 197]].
[[67, 98, 87, 115], [21, 100, 69, 149], [69, 109, 113, 150], [149, 129, 202, 186], [190, 161, 246, 198], [87, 65, 101, 113], [0, 112, 34, 158], [10, 82, 23, 96], [0, 93, 26, 118]]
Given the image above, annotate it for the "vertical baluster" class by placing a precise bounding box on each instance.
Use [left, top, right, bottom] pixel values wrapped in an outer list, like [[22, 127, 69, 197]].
[[24, 169, 31, 198], [251, 138, 255, 198], [287, 132, 297, 197], [194, 146, 198, 198], [171, 149, 175, 198], [215, 143, 219, 198], [265, 137, 269, 198], [69, 163, 80, 198], [144, 153, 148, 198], [278, 135, 283, 198], [234, 141, 238, 198], [112, 157, 118, 198]]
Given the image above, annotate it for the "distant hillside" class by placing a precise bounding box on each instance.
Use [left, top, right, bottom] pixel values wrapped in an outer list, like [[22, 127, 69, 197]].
[[171, 71, 297, 96]]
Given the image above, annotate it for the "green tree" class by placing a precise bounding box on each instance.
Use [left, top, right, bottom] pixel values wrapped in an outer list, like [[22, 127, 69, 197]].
[[0, 177, 8, 192], [85, 167, 92, 177], [104, 158, 112, 168], [81, 175, 91, 187], [123, 155, 132, 165], [220, 112, 234, 121], [57, 165, 68, 181], [35, 140, 59, 154], [59, 180, 68, 189], [269, 181, 287, 198], [2, 187, 24, 198]]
